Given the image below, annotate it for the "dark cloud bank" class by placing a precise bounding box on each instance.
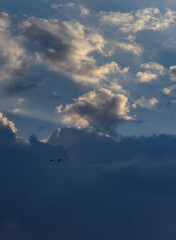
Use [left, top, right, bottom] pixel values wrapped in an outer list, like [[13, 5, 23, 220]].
[[1, 122, 176, 240]]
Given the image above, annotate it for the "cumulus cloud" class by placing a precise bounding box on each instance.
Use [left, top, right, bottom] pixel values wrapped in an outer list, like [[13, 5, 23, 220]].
[[132, 96, 158, 109], [20, 17, 125, 84], [99, 8, 176, 33], [56, 88, 132, 130], [136, 62, 165, 82]]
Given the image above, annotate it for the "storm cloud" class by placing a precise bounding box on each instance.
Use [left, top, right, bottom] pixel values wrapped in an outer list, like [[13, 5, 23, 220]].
[[1, 114, 176, 240]]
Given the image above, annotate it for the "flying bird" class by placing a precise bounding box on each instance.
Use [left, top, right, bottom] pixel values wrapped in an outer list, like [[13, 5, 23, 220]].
[[58, 158, 61, 162], [50, 159, 54, 162]]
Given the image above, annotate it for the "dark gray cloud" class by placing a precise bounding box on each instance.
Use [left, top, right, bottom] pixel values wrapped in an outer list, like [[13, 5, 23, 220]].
[[19, 16, 126, 84], [0, 13, 48, 94], [1, 114, 176, 239], [5, 66, 47, 94], [22, 21, 73, 63]]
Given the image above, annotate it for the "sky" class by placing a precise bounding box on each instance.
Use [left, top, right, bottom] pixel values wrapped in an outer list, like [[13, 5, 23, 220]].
[[1, 0, 176, 239]]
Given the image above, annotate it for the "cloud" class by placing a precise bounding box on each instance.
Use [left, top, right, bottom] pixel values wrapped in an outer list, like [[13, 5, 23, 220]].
[[132, 96, 158, 109], [163, 84, 176, 95], [0, 111, 17, 133], [99, 8, 176, 33], [56, 88, 133, 130], [12, 108, 27, 115], [170, 65, 176, 81], [79, 5, 90, 17], [136, 62, 165, 82], [17, 98, 27, 105], [136, 71, 158, 82], [108, 82, 124, 93], [51, 3, 76, 9], [116, 41, 144, 55], [2, 121, 176, 239], [20, 16, 126, 85], [51, 3, 90, 17], [0, 12, 48, 93], [0, 12, 26, 82]]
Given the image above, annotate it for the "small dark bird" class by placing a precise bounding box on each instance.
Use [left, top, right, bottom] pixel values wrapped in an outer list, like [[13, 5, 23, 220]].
[[58, 158, 61, 162], [50, 159, 54, 162]]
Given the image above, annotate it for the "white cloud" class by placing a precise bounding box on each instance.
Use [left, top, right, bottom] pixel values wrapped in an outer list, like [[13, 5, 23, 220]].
[[116, 41, 144, 55], [99, 8, 176, 33], [56, 88, 133, 130], [0, 111, 17, 133], [132, 96, 158, 109], [136, 62, 165, 82], [163, 85, 176, 95], [79, 5, 90, 17], [109, 82, 123, 92], [136, 72, 158, 83], [140, 62, 165, 74]]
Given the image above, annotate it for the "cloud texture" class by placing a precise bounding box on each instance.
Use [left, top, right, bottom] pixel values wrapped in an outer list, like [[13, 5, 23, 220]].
[[57, 88, 132, 130], [1, 114, 176, 240]]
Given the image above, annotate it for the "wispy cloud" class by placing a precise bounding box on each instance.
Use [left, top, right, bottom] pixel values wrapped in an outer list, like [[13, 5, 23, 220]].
[[99, 8, 176, 33]]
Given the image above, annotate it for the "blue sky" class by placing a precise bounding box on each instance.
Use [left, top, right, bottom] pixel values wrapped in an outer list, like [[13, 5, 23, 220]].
[[1, 1, 176, 239]]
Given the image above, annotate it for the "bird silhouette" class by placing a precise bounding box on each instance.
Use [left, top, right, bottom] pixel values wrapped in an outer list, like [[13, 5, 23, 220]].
[[58, 158, 61, 162], [50, 159, 54, 162]]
